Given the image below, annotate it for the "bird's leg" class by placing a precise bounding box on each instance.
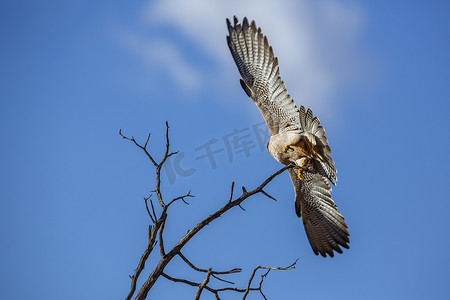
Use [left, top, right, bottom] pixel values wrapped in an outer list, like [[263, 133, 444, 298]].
[[295, 157, 310, 180]]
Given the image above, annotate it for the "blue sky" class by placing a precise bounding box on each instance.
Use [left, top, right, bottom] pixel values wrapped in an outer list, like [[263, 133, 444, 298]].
[[1, 0, 450, 299]]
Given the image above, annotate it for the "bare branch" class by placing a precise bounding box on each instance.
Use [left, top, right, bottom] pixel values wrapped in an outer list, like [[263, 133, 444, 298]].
[[167, 190, 194, 207], [120, 124, 176, 209], [211, 274, 235, 285], [152, 123, 173, 208], [167, 151, 179, 158], [158, 214, 167, 258], [161, 272, 200, 287], [144, 132, 151, 149], [161, 272, 252, 294], [242, 266, 259, 299], [119, 129, 158, 167], [144, 195, 155, 224], [261, 190, 277, 202], [194, 269, 212, 300], [242, 259, 299, 299], [178, 252, 241, 275], [121, 124, 298, 300], [124, 224, 160, 300], [258, 271, 269, 300], [134, 163, 294, 299], [161, 259, 298, 299], [229, 182, 235, 203], [159, 121, 176, 167], [149, 198, 157, 223]]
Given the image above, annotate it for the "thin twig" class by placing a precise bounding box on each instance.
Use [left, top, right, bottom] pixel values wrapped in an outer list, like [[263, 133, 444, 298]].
[[211, 274, 235, 285], [144, 195, 155, 224], [261, 190, 277, 202], [144, 132, 151, 149], [153, 122, 171, 208], [242, 259, 299, 299], [161, 121, 171, 165], [149, 198, 157, 223], [194, 269, 212, 300], [119, 129, 158, 167], [161, 272, 256, 294], [178, 252, 241, 275], [257, 270, 270, 300], [229, 182, 235, 203], [167, 190, 193, 207]]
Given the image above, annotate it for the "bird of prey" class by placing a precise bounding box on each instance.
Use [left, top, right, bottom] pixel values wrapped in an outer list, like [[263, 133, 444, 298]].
[[226, 16, 349, 257]]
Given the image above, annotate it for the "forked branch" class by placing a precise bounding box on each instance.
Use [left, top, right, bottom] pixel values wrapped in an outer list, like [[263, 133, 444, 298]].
[[120, 123, 296, 300]]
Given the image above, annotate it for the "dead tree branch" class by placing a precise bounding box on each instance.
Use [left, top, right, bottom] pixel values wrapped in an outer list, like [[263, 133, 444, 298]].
[[242, 259, 299, 299], [120, 123, 296, 299], [194, 269, 212, 300], [161, 259, 298, 299]]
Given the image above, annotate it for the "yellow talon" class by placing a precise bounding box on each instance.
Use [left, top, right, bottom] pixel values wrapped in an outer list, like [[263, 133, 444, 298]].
[[283, 145, 290, 152], [298, 169, 304, 180]]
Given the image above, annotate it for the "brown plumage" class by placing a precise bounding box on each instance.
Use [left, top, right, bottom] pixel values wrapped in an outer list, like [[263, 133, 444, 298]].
[[227, 16, 349, 257]]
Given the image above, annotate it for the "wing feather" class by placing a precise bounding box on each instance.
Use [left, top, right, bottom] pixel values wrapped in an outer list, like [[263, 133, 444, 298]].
[[288, 167, 349, 257], [298, 105, 337, 185], [227, 17, 349, 258], [227, 17, 299, 135]]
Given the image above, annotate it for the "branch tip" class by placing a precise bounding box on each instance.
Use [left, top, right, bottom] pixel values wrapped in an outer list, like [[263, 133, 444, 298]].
[[261, 190, 277, 202], [144, 132, 151, 148], [229, 182, 235, 203]]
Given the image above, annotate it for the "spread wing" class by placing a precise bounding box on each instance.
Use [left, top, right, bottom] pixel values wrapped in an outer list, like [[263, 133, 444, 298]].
[[288, 167, 349, 257], [226, 16, 300, 135], [227, 16, 348, 257]]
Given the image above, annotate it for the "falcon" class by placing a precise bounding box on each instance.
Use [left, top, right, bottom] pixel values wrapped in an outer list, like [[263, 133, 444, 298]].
[[226, 16, 349, 257]]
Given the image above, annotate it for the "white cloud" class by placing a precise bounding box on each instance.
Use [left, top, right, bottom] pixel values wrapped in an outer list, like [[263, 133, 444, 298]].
[[119, 0, 369, 116], [116, 30, 202, 93]]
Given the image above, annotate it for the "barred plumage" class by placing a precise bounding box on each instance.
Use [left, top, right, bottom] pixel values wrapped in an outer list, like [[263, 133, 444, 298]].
[[227, 16, 349, 257]]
